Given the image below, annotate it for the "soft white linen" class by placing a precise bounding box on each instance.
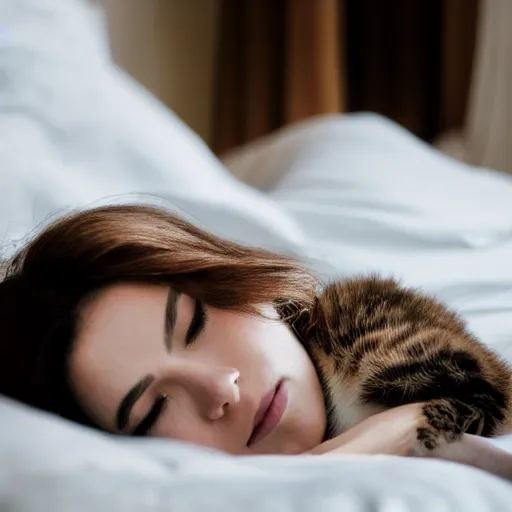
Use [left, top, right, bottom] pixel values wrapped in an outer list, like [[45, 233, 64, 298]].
[[2, 0, 512, 511], [3, 396, 512, 512]]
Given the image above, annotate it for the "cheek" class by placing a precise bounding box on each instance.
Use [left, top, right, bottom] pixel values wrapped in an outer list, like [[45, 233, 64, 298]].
[[155, 395, 242, 453], [67, 360, 118, 429], [207, 313, 271, 357], [203, 312, 281, 376]]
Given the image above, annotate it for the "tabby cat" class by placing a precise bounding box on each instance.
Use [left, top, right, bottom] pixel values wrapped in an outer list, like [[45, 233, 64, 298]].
[[283, 275, 512, 454]]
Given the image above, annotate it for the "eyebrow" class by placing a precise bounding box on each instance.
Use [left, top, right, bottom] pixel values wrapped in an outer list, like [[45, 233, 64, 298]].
[[164, 288, 180, 352], [115, 374, 155, 432]]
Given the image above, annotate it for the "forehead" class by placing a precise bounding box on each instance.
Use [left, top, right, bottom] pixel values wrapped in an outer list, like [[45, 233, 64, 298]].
[[74, 282, 169, 356], [76, 283, 169, 343]]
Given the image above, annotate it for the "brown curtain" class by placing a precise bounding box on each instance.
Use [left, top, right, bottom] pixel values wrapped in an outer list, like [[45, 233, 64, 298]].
[[346, 0, 479, 141], [213, 0, 478, 154], [212, 0, 345, 155], [441, 0, 480, 132]]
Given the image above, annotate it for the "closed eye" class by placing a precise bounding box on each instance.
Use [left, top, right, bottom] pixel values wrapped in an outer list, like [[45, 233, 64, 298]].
[[186, 300, 207, 346], [132, 393, 168, 437]]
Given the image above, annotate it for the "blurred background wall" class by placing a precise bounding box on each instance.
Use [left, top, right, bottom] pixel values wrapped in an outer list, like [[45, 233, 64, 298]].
[[99, 0, 512, 174], [102, 0, 219, 145]]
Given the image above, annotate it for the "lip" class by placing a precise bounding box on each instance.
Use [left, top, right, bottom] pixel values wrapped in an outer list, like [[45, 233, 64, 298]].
[[247, 379, 288, 446]]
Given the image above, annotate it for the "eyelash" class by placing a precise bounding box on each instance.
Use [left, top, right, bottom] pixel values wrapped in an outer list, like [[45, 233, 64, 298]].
[[185, 300, 206, 346], [132, 393, 169, 437]]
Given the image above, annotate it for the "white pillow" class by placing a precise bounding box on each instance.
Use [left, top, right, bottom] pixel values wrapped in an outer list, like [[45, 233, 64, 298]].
[[0, 0, 305, 259], [4, 396, 512, 512]]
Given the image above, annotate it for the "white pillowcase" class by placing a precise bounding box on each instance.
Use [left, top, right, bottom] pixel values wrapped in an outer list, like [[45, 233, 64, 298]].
[[0, 0, 305, 259], [4, 395, 512, 512]]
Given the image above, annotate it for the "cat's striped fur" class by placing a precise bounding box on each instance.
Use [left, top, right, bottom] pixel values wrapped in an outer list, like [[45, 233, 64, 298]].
[[285, 276, 512, 452]]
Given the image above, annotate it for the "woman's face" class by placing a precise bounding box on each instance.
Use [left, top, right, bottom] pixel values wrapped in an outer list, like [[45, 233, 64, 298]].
[[69, 283, 326, 455]]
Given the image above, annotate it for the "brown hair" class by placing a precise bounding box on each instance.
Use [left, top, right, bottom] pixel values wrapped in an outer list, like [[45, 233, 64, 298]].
[[0, 204, 318, 429]]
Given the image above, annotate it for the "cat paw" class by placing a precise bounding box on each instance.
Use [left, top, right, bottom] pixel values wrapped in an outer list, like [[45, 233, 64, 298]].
[[415, 399, 482, 455]]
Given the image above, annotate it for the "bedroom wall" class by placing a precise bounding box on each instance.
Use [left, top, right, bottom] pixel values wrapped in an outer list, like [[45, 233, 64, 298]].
[[101, 0, 219, 146]]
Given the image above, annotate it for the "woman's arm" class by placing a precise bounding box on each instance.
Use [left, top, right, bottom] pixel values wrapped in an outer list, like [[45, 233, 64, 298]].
[[307, 403, 512, 480]]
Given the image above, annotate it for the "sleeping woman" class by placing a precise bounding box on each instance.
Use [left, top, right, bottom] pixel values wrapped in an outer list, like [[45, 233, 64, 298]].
[[1, 204, 512, 478]]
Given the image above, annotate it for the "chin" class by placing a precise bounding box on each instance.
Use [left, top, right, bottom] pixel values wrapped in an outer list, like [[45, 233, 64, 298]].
[[281, 444, 308, 455], [278, 436, 316, 455], [274, 431, 322, 455]]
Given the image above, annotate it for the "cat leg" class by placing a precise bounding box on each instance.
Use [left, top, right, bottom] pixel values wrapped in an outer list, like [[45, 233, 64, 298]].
[[415, 398, 485, 454]]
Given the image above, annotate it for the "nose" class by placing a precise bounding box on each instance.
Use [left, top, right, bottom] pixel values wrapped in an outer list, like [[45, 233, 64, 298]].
[[181, 364, 241, 421]]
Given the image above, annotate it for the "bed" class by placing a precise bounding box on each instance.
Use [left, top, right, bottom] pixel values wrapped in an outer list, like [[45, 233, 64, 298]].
[[2, 0, 512, 510]]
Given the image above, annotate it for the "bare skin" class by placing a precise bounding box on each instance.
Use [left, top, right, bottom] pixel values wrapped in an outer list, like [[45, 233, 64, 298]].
[[310, 403, 512, 481]]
